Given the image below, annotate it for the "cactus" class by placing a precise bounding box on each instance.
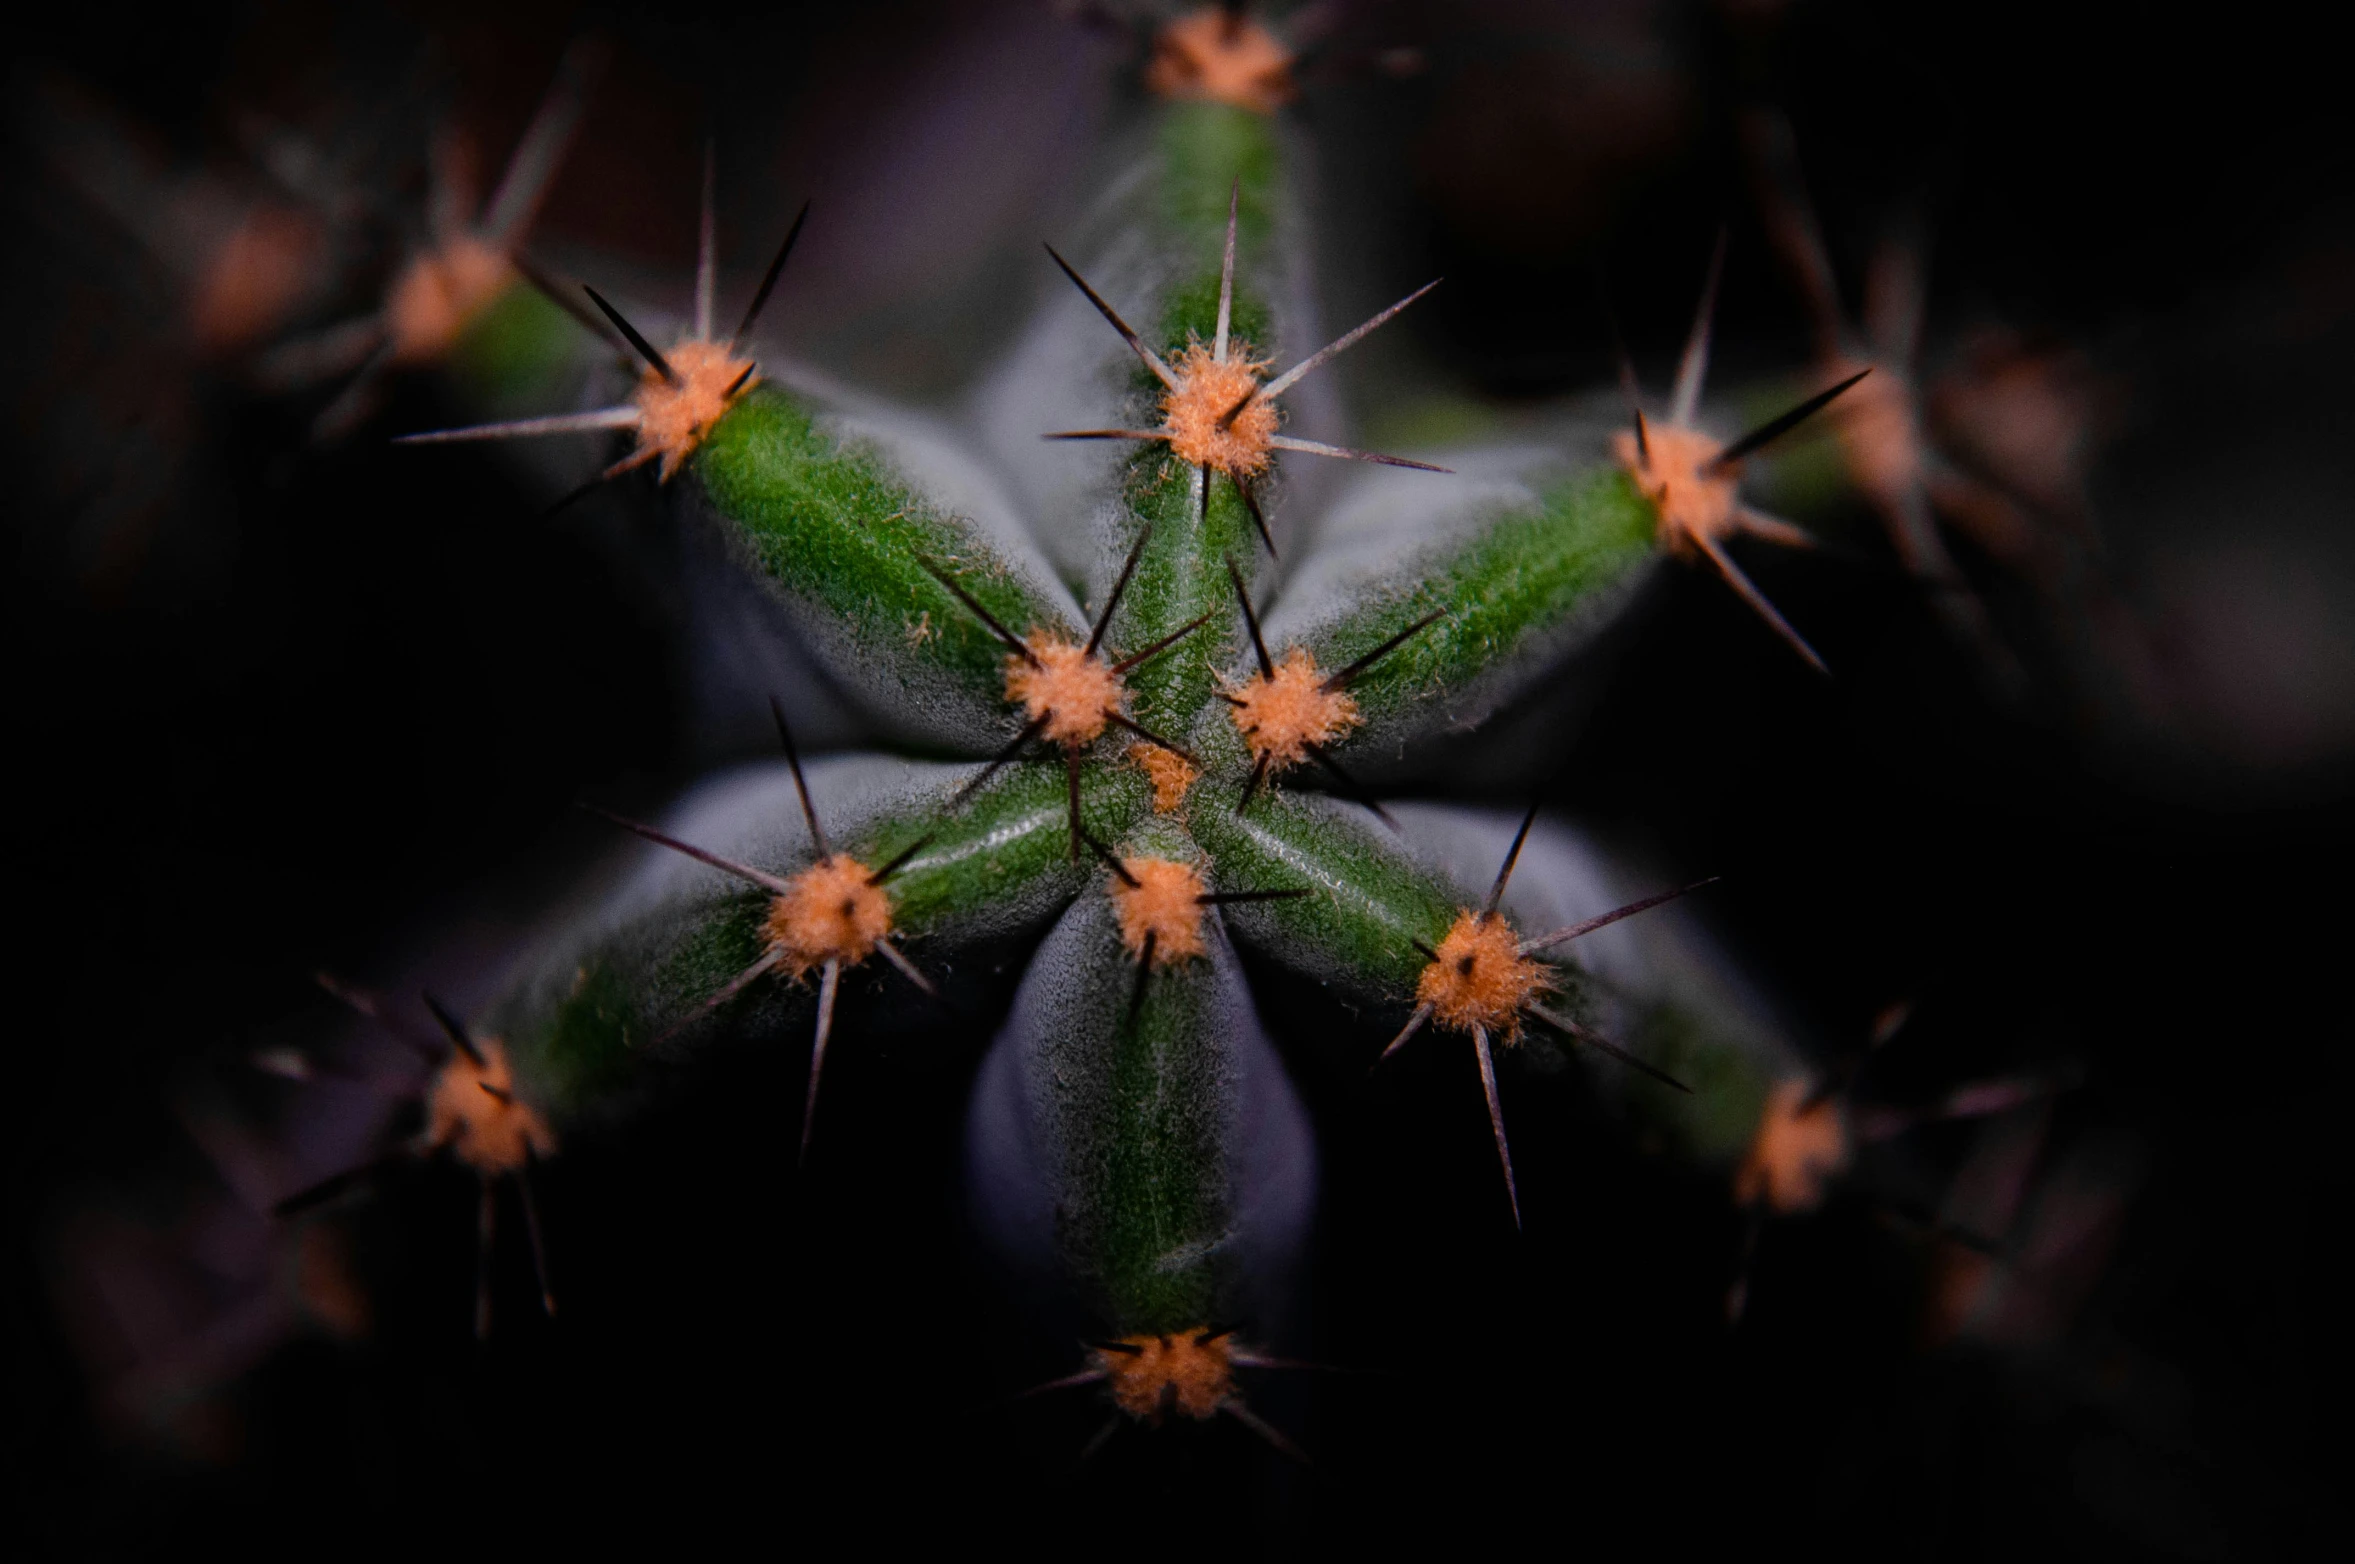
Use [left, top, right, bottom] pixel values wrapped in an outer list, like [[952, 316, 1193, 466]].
[[308, 77, 1880, 1441], [14, 9, 1906, 1468], [26, 0, 2098, 1466], [40, 7, 2324, 1552]]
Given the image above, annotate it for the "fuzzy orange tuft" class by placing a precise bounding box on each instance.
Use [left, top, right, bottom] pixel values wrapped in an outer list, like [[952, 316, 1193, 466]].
[[190, 205, 322, 353], [1415, 910, 1546, 1040], [1733, 1077, 1851, 1214], [1109, 857, 1208, 966], [1823, 356, 1920, 508], [763, 853, 894, 979], [385, 237, 512, 364], [1161, 343, 1280, 476], [425, 1037, 556, 1175], [1228, 645, 1358, 771], [1004, 635, 1124, 746], [631, 338, 759, 481], [1097, 1330, 1236, 1422], [1612, 422, 1741, 555], [1145, 9, 1297, 115], [1130, 743, 1198, 814]]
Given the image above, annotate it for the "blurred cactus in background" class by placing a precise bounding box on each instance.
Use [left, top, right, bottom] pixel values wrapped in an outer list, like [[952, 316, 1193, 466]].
[[7, 2, 2350, 1558]]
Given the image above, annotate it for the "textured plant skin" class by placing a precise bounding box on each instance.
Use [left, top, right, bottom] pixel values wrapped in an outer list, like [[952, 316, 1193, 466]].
[[1184, 789, 1455, 997], [491, 757, 1146, 1109], [473, 94, 1787, 1367], [1266, 468, 1658, 752], [450, 284, 596, 421], [698, 390, 1084, 747]]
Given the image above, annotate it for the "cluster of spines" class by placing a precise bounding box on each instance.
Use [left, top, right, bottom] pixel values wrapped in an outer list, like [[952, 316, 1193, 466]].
[[1019, 1322, 1312, 1465], [1609, 232, 1875, 674], [576, 697, 938, 1166], [392, 145, 810, 521], [1043, 178, 1450, 565], [274, 979, 558, 1341]]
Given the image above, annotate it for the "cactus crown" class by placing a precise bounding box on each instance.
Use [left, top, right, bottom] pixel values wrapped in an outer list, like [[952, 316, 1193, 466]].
[[267, 72, 1836, 1451]]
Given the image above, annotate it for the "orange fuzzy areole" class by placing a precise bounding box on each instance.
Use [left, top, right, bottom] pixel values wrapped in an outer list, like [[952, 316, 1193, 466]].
[[1824, 356, 1921, 507], [632, 338, 759, 480], [1734, 1077, 1851, 1214], [1145, 9, 1296, 115], [190, 206, 321, 352], [1096, 1331, 1236, 1421], [1612, 423, 1741, 556], [1004, 635, 1124, 745], [385, 237, 513, 364], [1130, 743, 1198, 813], [1161, 343, 1279, 475], [1415, 911, 1546, 1040], [1228, 645, 1358, 770], [763, 854, 893, 978], [425, 1038, 556, 1175], [1109, 857, 1208, 966]]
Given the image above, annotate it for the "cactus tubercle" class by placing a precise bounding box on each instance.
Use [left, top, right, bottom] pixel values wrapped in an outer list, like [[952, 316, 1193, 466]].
[[763, 853, 896, 980], [394, 180, 806, 502], [1380, 814, 1706, 1227], [576, 708, 939, 1161]]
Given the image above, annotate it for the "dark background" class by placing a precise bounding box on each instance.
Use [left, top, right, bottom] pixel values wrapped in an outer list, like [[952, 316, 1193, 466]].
[[5, 2, 2351, 1557]]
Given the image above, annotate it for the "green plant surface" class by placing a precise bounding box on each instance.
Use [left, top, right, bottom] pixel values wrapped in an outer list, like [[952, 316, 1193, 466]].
[[1157, 102, 1277, 259], [511, 947, 649, 1112], [450, 280, 591, 415], [978, 856, 1294, 1337], [492, 757, 1143, 1112], [1633, 1004, 1780, 1164], [1260, 466, 1660, 757], [1185, 786, 1458, 1000], [870, 756, 1148, 936], [1318, 469, 1655, 720], [1051, 903, 1233, 1333], [698, 389, 1080, 750]]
